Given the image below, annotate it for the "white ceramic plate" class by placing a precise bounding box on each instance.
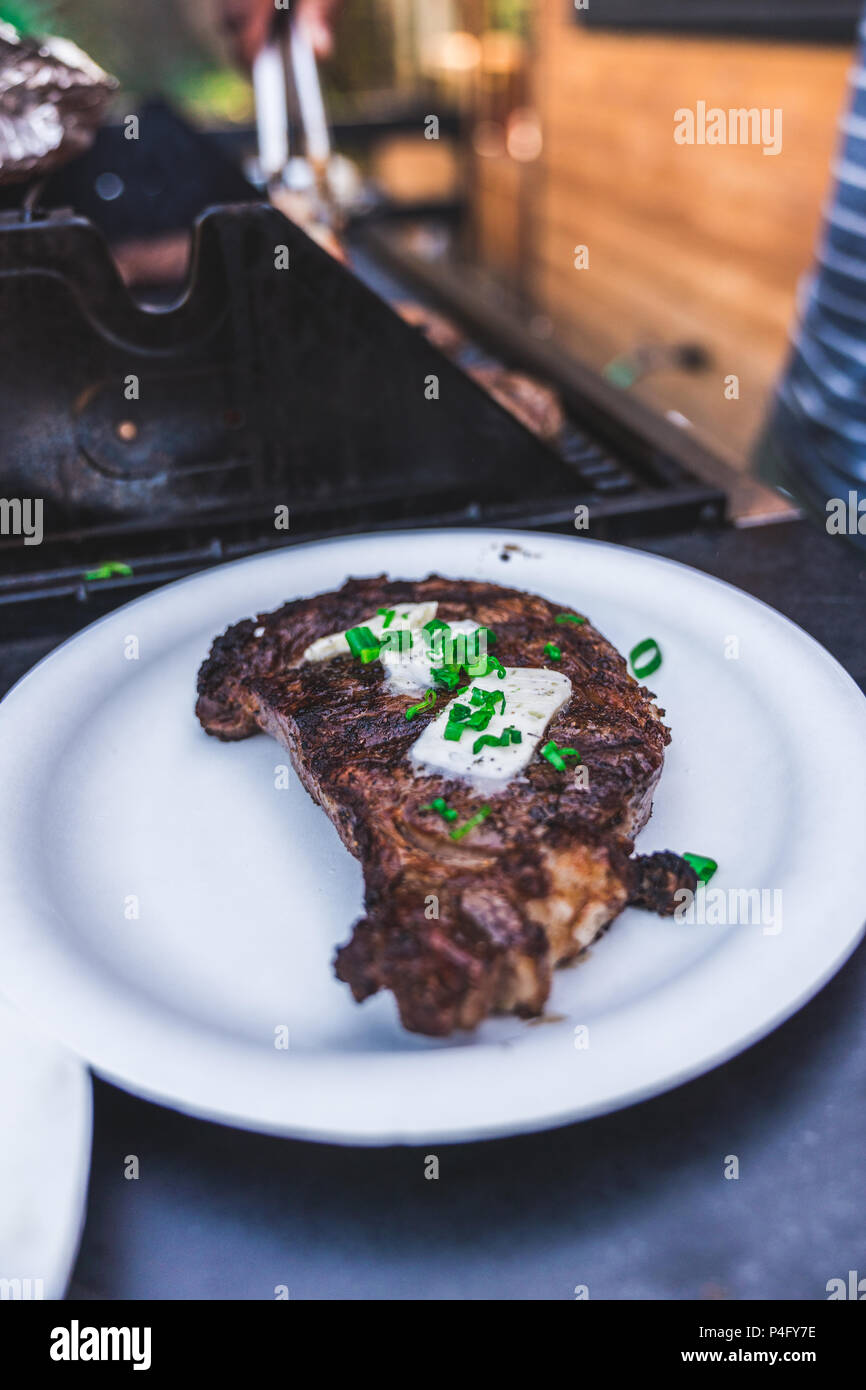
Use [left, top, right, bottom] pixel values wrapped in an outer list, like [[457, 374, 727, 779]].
[[1, 530, 864, 1146], [0, 1001, 91, 1298]]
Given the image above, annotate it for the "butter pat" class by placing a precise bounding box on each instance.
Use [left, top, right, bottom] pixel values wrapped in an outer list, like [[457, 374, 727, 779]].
[[410, 667, 572, 791], [380, 618, 480, 695], [303, 601, 438, 663]]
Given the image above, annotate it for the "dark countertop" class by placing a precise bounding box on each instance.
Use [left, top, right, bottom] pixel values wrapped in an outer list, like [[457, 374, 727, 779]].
[[3, 518, 865, 1301]]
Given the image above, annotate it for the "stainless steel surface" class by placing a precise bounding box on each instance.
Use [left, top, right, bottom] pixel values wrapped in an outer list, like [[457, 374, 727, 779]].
[[364, 225, 799, 529]]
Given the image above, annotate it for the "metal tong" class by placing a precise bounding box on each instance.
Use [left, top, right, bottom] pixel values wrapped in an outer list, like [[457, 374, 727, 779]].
[[252, 11, 331, 189]]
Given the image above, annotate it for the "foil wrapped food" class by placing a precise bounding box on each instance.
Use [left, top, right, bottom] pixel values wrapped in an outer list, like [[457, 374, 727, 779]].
[[0, 19, 116, 185]]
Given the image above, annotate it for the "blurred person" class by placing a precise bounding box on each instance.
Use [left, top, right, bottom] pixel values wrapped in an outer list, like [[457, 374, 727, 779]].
[[219, 0, 344, 67], [757, 6, 866, 547], [213, 0, 351, 260]]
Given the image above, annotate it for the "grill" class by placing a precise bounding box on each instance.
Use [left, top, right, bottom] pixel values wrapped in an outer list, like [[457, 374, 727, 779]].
[[0, 105, 728, 638]]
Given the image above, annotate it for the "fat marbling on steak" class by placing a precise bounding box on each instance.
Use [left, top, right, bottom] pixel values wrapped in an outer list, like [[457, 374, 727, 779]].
[[195, 575, 695, 1035]]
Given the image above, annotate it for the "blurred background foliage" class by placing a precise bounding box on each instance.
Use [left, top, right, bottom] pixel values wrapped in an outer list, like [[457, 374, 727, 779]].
[[0, 1, 532, 124], [0, 0, 409, 124]]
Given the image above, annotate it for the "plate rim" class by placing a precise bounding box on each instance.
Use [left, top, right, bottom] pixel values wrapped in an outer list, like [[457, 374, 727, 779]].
[[0, 1003, 93, 1293]]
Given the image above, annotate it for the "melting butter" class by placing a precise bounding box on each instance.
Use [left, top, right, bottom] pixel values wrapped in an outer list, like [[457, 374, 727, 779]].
[[302, 601, 438, 663], [379, 618, 481, 695], [410, 667, 572, 792]]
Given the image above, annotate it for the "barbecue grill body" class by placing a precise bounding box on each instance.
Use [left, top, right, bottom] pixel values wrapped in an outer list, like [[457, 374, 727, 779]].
[[0, 203, 577, 526]]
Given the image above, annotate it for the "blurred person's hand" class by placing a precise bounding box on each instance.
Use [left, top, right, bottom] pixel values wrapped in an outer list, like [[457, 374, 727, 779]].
[[221, 0, 343, 69]]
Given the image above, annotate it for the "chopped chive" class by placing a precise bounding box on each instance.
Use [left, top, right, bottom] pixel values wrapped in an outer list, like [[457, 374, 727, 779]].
[[629, 638, 662, 680], [543, 642, 561, 662], [472, 726, 522, 755], [555, 614, 586, 625], [449, 805, 491, 842], [379, 627, 414, 655], [421, 796, 458, 823], [463, 626, 497, 670], [683, 852, 718, 885], [541, 739, 581, 772], [430, 665, 462, 689], [443, 686, 509, 743], [470, 687, 506, 714], [443, 703, 473, 742], [346, 626, 381, 663], [405, 689, 437, 720], [377, 607, 395, 629], [423, 618, 449, 636], [83, 561, 133, 581]]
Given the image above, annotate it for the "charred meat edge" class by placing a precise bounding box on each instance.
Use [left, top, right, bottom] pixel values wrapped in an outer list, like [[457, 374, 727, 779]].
[[196, 575, 696, 1035]]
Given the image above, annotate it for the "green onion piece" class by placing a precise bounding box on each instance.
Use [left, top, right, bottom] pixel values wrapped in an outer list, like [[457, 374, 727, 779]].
[[466, 697, 500, 729], [541, 739, 581, 772], [464, 626, 497, 670], [683, 852, 718, 885], [555, 614, 586, 625], [346, 626, 381, 663], [449, 805, 492, 842], [423, 618, 449, 636], [470, 687, 506, 714], [464, 641, 500, 676], [485, 656, 506, 680], [83, 561, 133, 581], [405, 689, 437, 720], [430, 665, 462, 690], [448, 703, 472, 723], [444, 701, 474, 742], [379, 627, 414, 655], [421, 796, 458, 823], [472, 726, 523, 756], [541, 740, 566, 771], [543, 642, 561, 662], [629, 638, 662, 680], [377, 608, 395, 629], [468, 709, 493, 732]]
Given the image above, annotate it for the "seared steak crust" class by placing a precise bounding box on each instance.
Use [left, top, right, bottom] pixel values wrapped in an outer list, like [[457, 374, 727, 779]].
[[196, 575, 695, 1035]]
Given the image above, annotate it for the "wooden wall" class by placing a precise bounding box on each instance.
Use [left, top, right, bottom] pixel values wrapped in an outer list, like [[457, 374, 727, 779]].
[[475, 3, 853, 467]]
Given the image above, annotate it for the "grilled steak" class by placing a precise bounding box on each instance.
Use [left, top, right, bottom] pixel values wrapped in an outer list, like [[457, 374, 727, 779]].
[[196, 575, 695, 1035]]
